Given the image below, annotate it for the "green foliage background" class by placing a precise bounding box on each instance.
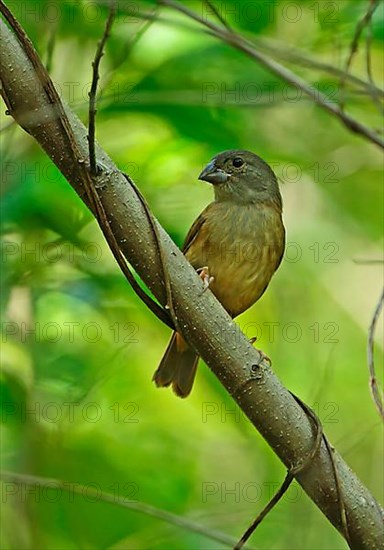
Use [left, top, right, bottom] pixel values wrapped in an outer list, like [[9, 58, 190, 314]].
[[1, 1, 383, 548]]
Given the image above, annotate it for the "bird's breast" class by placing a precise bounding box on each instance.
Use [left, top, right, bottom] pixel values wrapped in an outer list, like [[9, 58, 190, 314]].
[[186, 201, 285, 317]]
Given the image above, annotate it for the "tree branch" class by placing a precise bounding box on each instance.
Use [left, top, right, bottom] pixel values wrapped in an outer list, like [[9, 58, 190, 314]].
[[255, 39, 384, 99], [1, 9, 383, 550], [158, 0, 384, 150]]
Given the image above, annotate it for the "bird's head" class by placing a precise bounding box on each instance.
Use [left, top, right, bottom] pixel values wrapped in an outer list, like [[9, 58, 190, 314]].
[[199, 150, 282, 208]]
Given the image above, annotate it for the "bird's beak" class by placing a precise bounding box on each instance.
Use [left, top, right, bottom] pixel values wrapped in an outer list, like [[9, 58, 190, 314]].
[[198, 161, 229, 185]]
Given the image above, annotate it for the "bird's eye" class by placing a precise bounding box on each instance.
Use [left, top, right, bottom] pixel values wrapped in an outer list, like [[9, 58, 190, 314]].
[[232, 157, 244, 168]]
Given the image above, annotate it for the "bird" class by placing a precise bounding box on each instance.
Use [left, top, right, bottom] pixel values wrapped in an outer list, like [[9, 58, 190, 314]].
[[153, 150, 285, 397]]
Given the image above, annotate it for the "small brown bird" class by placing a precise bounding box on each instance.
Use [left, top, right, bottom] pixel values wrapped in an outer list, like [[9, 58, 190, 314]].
[[153, 150, 285, 397]]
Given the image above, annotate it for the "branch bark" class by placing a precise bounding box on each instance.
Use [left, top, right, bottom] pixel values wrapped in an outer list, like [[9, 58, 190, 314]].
[[1, 11, 383, 549]]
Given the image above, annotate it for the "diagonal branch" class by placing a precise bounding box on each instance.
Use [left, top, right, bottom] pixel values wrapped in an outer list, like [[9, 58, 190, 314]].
[[255, 39, 384, 99], [158, 0, 384, 150], [1, 8, 383, 550], [99, 0, 384, 103]]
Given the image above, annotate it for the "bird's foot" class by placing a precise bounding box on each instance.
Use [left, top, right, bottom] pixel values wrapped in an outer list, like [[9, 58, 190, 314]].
[[197, 266, 214, 293], [249, 337, 271, 366], [257, 349, 271, 366]]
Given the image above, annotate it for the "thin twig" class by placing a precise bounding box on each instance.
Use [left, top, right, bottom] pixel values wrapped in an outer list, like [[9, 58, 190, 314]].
[[101, 0, 383, 102], [234, 472, 294, 550], [102, 0, 384, 105], [365, 7, 384, 117], [86, 4, 176, 326], [121, 173, 179, 331], [88, 2, 116, 176], [235, 395, 323, 549], [158, 0, 384, 150], [0, 471, 247, 548], [367, 288, 384, 421], [202, 0, 233, 32], [64, 7, 158, 115], [87, 7, 178, 323], [257, 39, 384, 99], [339, 0, 380, 112]]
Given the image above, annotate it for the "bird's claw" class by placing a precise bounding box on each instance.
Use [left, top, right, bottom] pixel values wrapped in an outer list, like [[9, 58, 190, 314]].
[[257, 349, 271, 366], [249, 337, 271, 365], [197, 266, 214, 293]]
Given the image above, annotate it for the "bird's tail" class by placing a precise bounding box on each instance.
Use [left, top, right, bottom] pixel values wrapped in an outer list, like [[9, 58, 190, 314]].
[[153, 332, 199, 398]]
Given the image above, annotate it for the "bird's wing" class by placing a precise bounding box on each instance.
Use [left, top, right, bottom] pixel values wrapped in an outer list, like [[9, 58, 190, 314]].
[[182, 203, 214, 254]]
